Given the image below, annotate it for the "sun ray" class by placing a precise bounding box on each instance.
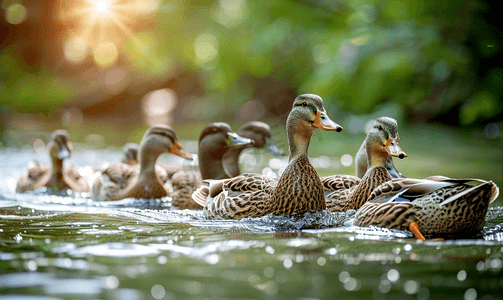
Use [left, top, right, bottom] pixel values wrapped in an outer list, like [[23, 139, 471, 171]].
[[59, 0, 158, 67]]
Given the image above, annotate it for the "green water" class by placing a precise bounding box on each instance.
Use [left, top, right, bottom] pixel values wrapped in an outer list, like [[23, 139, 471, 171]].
[[1, 147, 503, 299]]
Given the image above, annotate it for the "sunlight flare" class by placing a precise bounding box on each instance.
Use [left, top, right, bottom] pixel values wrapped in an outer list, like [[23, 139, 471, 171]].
[[59, 0, 158, 67]]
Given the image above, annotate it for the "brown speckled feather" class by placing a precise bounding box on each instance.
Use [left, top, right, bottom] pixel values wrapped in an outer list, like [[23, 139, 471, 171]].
[[16, 162, 51, 193], [354, 179, 499, 238], [202, 155, 326, 220], [16, 162, 90, 193], [16, 129, 90, 194], [321, 174, 361, 191], [91, 125, 191, 201], [195, 94, 341, 219], [323, 166, 391, 212], [92, 163, 173, 201], [171, 170, 203, 209]]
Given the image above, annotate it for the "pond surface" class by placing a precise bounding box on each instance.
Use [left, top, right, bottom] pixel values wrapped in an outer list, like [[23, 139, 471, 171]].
[[1, 147, 503, 300]]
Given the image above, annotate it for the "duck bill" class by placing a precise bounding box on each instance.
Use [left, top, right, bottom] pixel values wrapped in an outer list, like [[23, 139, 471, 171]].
[[385, 137, 407, 159], [57, 143, 72, 159], [313, 110, 343, 132], [127, 159, 139, 165], [227, 132, 254, 149], [266, 137, 285, 156], [170, 141, 193, 160]]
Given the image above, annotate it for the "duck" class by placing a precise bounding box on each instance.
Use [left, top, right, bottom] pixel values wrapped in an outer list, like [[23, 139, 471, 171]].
[[170, 122, 254, 209], [191, 94, 343, 220], [16, 129, 90, 194], [222, 121, 285, 177], [120, 143, 140, 165], [353, 177, 499, 240], [120, 141, 190, 179], [322, 124, 407, 212], [91, 125, 192, 201], [355, 117, 406, 179]]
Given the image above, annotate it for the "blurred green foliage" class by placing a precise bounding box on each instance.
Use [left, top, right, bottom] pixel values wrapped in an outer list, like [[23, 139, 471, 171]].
[[0, 0, 501, 126]]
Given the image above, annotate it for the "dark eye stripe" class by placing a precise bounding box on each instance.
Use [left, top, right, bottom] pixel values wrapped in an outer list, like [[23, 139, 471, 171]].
[[294, 101, 318, 115]]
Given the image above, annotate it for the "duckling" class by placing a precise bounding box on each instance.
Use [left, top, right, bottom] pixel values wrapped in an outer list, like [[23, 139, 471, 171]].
[[91, 125, 192, 201], [322, 125, 407, 212], [171, 122, 254, 209], [192, 94, 343, 219], [222, 121, 285, 178], [16, 129, 90, 194], [355, 117, 406, 179]]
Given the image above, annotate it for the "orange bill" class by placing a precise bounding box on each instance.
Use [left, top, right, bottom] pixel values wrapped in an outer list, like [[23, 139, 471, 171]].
[[385, 137, 407, 159], [170, 141, 193, 160], [312, 110, 343, 132]]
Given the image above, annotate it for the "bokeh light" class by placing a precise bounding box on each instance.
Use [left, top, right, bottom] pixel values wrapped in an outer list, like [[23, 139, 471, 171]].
[[340, 154, 353, 167], [136, 0, 159, 14], [150, 284, 165, 300], [64, 37, 89, 63], [93, 42, 119, 67], [59, 0, 158, 68], [5, 3, 27, 24], [213, 0, 247, 28], [142, 88, 177, 126], [194, 33, 219, 64], [93, 0, 111, 16]]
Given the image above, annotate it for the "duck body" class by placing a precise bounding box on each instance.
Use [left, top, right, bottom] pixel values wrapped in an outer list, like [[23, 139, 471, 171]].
[[92, 125, 191, 201], [354, 178, 499, 239], [322, 167, 390, 212], [16, 129, 90, 194], [203, 155, 326, 220], [193, 94, 343, 220]]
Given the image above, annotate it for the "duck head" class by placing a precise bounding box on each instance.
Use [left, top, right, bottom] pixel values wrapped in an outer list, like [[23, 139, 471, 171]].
[[198, 122, 254, 179], [373, 117, 407, 160], [366, 123, 407, 168], [237, 121, 284, 156], [48, 129, 73, 161], [139, 125, 192, 172], [287, 94, 342, 159]]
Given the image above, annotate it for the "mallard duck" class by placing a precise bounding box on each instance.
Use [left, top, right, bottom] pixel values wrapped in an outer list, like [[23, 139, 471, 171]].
[[322, 124, 407, 212], [222, 121, 285, 178], [353, 177, 499, 239], [91, 125, 192, 201], [16, 129, 90, 194], [120, 142, 188, 178], [120, 143, 140, 165], [192, 94, 343, 219], [197, 122, 255, 180], [170, 122, 254, 209], [355, 117, 406, 179]]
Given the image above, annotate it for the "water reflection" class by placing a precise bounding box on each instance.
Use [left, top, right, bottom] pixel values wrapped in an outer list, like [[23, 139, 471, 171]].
[[0, 148, 503, 299]]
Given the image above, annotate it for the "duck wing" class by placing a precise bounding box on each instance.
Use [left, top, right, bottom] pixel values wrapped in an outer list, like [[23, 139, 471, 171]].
[[63, 165, 90, 193], [92, 163, 138, 201], [171, 170, 203, 209], [196, 173, 277, 220], [16, 161, 51, 193], [320, 174, 361, 191]]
